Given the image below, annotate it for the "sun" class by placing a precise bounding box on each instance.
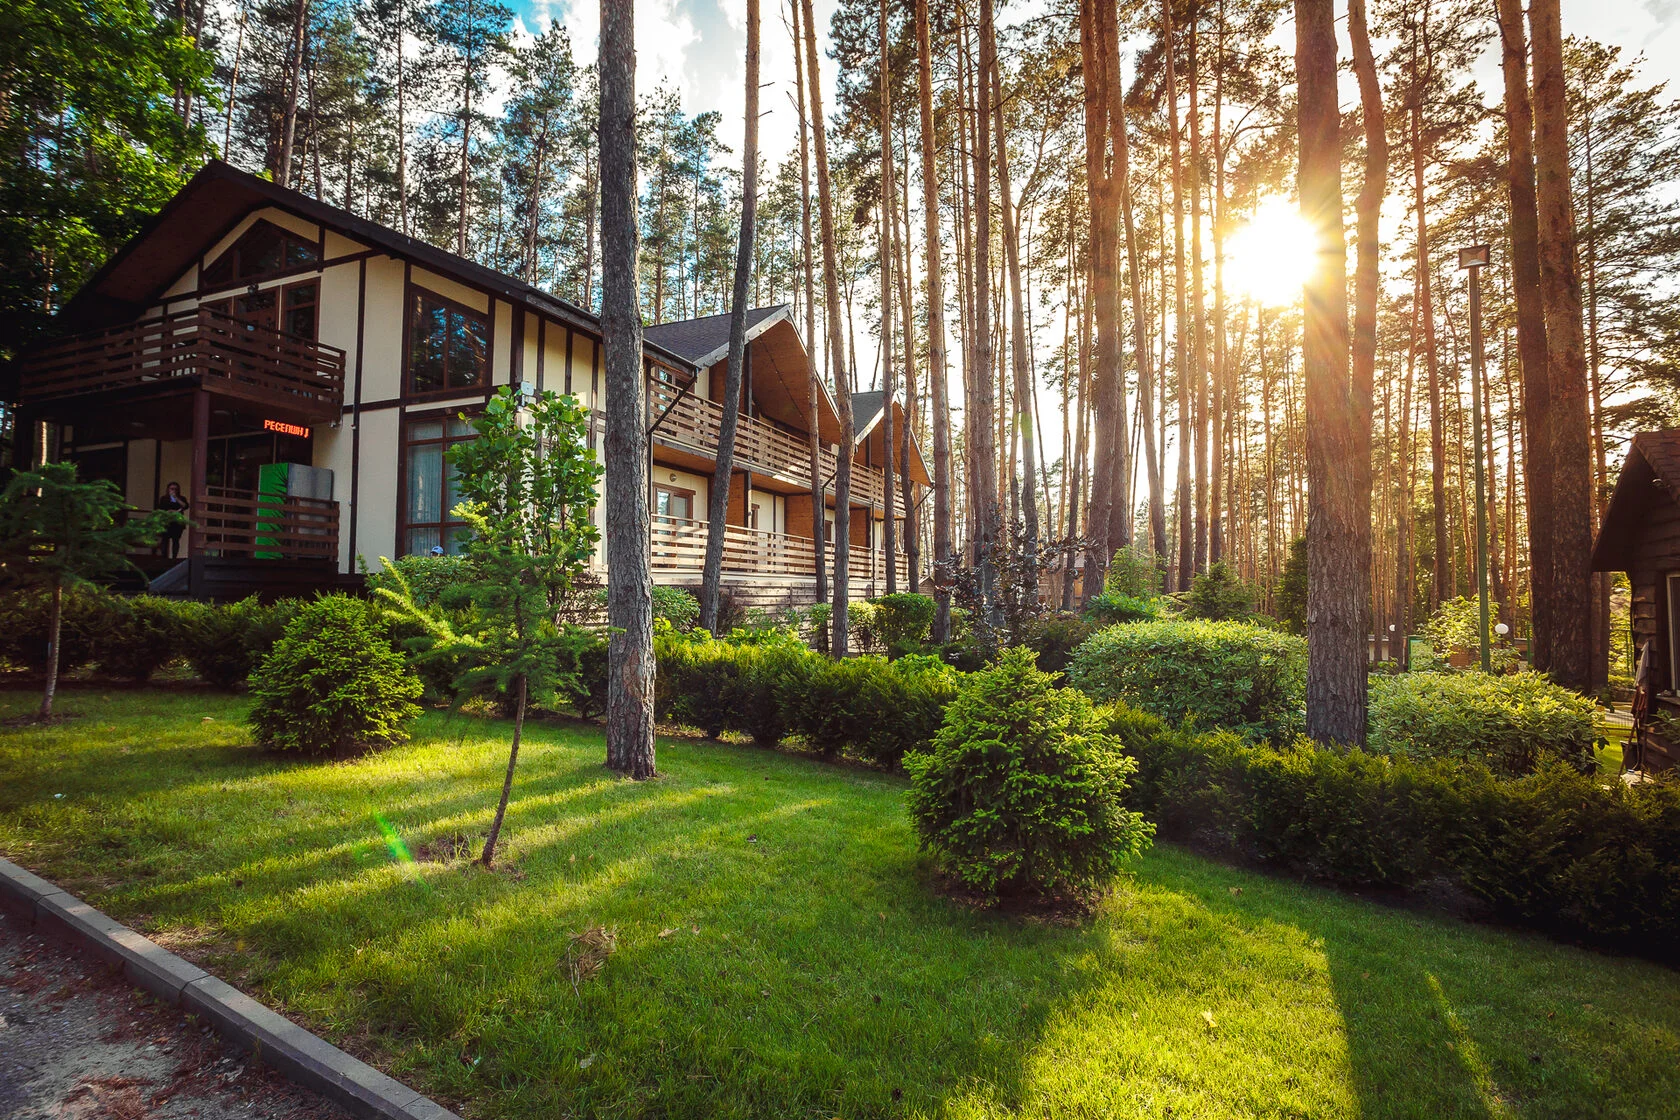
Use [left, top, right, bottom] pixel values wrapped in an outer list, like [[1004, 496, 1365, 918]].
[[1224, 197, 1319, 308]]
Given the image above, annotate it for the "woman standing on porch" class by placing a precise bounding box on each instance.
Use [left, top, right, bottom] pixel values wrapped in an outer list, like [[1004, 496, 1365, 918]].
[[156, 481, 189, 559]]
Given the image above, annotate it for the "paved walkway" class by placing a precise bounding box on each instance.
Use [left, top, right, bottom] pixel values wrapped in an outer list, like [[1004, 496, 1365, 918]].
[[0, 908, 348, 1120]]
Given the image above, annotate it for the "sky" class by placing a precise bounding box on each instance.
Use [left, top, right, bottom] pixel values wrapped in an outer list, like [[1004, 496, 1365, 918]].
[[510, 0, 1680, 177]]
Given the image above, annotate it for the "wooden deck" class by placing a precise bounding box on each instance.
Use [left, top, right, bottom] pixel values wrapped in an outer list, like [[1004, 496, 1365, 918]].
[[650, 515, 909, 586], [197, 486, 340, 562], [17, 308, 346, 422]]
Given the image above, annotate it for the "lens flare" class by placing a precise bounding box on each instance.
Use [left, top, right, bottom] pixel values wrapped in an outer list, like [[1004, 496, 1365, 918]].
[[1224, 197, 1319, 308]]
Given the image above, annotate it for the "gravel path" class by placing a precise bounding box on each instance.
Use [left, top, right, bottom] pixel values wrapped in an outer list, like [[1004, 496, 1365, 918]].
[[0, 908, 349, 1120]]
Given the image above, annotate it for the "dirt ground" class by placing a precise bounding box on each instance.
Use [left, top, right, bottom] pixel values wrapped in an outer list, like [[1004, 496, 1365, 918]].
[[0, 907, 348, 1120]]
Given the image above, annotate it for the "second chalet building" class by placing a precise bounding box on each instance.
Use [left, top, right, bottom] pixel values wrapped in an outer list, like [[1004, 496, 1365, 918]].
[[10, 161, 924, 604]]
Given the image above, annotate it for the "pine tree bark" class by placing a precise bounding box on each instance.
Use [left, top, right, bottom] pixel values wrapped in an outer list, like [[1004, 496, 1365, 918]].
[[799, 0, 854, 654], [1529, 0, 1593, 692], [1297, 0, 1368, 744], [600, 0, 655, 779], [1163, 0, 1192, 592], [699, 0, 759, 635], [917, 0, 953, 641], [969, 0, 1001, 611], [277, 0, 311, 186], [880, 0, 898, 596], [1495, 0, 1553, 670], [1188, 15, 1209, 575], [1349, 0, 1385, 646], [789, 0, 827, 610]]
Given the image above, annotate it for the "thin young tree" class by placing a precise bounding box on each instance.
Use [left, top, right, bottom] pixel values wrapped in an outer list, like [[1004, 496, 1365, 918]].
[[916, 0, 955, 643], [799, 0, 855, 655], [600, 0, 655, 778], [699, 0, 760, 635], [1297, 0, 1369, 744]]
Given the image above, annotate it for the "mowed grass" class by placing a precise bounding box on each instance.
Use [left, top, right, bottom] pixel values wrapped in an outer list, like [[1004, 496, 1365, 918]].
[[3, 689, 1680, 1120]]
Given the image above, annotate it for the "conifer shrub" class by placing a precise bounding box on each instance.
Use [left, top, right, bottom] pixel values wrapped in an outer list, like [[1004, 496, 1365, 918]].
[[247, 595, 421, 754], [181, 596, 297, 688], [869, 592, 936, 653], [1068, 619, 1306, 742], [1368, 670, 1598, 777], [786, 652, 962, 767], [1021, 614, 1098, 674], [92, 594, 189, 682], [0, 586, 103, 674], [906, 649, 1154, 900]]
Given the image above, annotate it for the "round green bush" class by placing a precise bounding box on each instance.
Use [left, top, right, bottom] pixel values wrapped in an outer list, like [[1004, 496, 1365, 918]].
[[1067, 619, 1306, 743], [247, 595, 422, 753], [1368, 670, 1598, 777], [869, 592, 936, 653], [905, 648, 1154, 900]]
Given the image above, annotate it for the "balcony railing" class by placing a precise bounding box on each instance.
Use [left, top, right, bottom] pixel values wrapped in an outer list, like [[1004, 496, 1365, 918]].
[[197, 486, 339, 562], [18, 307, 346, 421], [649, 515, 910, 586], [647, 380, 886, 508]]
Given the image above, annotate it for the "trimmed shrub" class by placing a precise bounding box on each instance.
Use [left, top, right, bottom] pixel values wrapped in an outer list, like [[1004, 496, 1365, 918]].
[[1182, 561, 1257, 621], [1068, 619, 1306, 742], [91, 595, 190, 682], [561, 628, 610, 719], [785, 653, 962, 768], [870, 593, 935, 653], [653, 587, 700, 631], [0, 586, 103, 675], [1368, 671, 1598, 777], [247, 595, 422, 753], [181, 596, 297, 688], [1022, 614, 1097, 675], [906, 649, 1154, 900], [1082, 591, 1160, 626]]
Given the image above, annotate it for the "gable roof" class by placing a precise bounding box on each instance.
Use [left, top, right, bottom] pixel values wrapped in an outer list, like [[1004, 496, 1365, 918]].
[[1592, 429, 1680, 571], [848, 389, 931, 486], [49, 159, 699, 372], [643, 305, 789, 367]]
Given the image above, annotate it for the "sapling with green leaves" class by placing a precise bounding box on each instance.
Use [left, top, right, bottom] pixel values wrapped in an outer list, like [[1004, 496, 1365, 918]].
[[377, 386, 601, 867], [0, 462, 171, 718]]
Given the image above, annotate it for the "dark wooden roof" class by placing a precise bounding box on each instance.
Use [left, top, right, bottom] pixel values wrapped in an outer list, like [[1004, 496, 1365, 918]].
[[45, 159, 698, 372], [1592, 429, 1680, 571], [643, 305, 789, 366]]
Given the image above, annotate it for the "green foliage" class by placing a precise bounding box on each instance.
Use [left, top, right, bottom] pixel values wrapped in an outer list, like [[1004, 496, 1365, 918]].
[[1418, 596, 1520, 672], [181, 596, 297, 689], [1274, 538, 1307, 635], [905, 649, 1154, 900], [1182, 561, 1257, 621], [652, 587, 700, 631], [1068, 620, 1307, 743], [1369, 671, 1599, 777], [868, 593, 936, 654], [561, 628, 610, 719], [0, 586, 103, 674], [363, 555, 467, 609], [1104, 546, 1165, 599], [247, 596, 422, 754], [656, 629, 815, 747], [1114, 709, 1680, 950], [91, 594, 188, 682], [1021, 614, 1097, 675], [1082, 591, 1161, 626]]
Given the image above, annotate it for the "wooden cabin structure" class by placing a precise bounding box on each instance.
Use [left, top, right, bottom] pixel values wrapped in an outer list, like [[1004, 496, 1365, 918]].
[[7, 161, 924, 605], [1591, 429, 1680, 771]]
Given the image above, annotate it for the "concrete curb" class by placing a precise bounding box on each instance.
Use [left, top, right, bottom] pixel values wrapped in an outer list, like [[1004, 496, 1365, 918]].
[[0, 857, 462, 1120]]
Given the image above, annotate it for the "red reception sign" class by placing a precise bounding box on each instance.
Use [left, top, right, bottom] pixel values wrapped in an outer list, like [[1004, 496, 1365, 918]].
[[263, 418, 311, 438]]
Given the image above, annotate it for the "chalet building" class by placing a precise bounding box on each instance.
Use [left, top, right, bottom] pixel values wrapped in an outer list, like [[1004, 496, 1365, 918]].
[[1592, 429, 1680, 770], [8, 160, 924, 605]]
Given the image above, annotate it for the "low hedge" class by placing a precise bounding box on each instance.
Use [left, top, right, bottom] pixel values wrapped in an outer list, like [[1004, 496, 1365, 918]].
[[1069, 619, 1306, 742], [1109, 706, 1680, 953], [1368, 670, 1598, 776], [654, 631, 962, 767]]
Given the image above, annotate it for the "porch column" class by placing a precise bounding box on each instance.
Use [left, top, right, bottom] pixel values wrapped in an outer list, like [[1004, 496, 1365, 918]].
[[189, 389, 209, 557]]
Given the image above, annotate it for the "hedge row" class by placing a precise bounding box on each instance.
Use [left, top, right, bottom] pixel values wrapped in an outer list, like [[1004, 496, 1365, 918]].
[[1107, 707, 1680, 953], [0, 587, 295, 688], [654, 631, 963, 768]]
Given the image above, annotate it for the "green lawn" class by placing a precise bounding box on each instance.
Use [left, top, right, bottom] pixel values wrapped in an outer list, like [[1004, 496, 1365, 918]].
[[3, 688, 1679, 1120]]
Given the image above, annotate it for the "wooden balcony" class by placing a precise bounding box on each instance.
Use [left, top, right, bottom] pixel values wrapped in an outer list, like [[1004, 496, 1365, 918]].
[[197, 485, 340, 562], [650, 515, 910, 587], [17, 307, 346, 422], [648, 380, 886, 508]]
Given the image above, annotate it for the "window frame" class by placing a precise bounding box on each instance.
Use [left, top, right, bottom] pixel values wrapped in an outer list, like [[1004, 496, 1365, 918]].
[[397, 408, 480, 558], [404, 283, 494, 401], [653, 484, 696, 524], [199, 219, 323, 293]]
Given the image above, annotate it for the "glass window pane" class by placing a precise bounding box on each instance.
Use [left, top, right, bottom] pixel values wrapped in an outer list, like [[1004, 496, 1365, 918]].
[[447, 416, 476, 438], [409, 296, 447, 393], [446, 309, 489, 388], [406, 527, 440, 556], [407, 442, 442, 523], [241, 226, 284, 278], [409, 420, 443, 441], [441, 525, 468, 556], [285, 237, 318, 267], [444, 460, 463, 517]]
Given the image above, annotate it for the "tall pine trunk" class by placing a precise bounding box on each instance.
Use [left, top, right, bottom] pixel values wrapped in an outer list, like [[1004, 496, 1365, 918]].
[[699, 0, 760, 635], [880, 0, 898, 595], [799, 0, 854, 655], [789, 0, 826, 610], [1297, 0, 1368, 744], [600, 0, 655, 779], [1529, 0, 1593, 692], [1164, 0, 1192, 592], [1349, 0, 1385, 652], [969, 0, 1000, 615], [918, 0, 953, 640]]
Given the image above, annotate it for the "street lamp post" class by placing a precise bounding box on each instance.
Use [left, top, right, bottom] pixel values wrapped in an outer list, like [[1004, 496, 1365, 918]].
[[1458, 244, 1493, 672]]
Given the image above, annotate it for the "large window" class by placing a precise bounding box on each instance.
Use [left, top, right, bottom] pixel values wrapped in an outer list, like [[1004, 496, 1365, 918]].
[[402, 414, 476, 556], [408, 289, 489, 395], [201, 220, 319, 289]]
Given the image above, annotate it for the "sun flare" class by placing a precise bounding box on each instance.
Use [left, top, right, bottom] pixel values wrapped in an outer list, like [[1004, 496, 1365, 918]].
[[1225, 197, 1319, 308]]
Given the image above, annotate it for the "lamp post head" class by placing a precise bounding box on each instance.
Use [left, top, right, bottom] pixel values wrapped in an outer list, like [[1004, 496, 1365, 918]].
[[1495, 622, 1510, 637], [1457, 244, 1492, 270]]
